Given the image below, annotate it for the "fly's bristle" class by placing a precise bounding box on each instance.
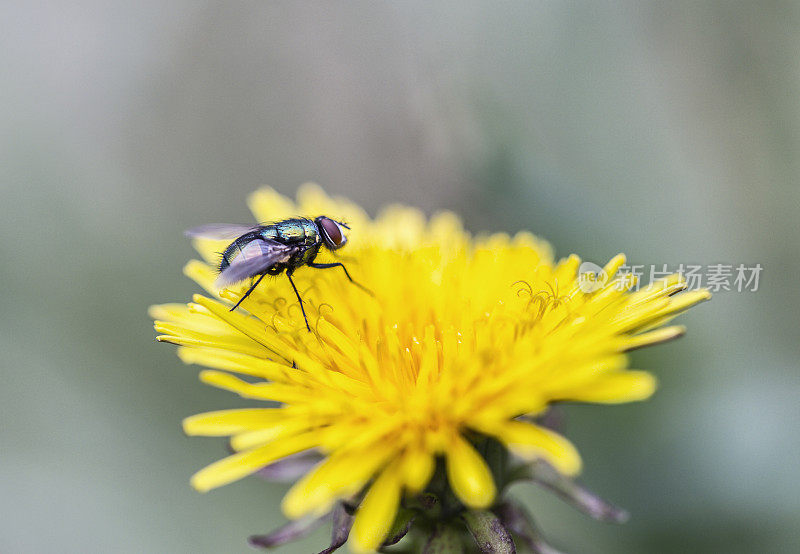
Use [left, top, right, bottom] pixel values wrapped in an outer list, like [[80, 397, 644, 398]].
[[215, 251, 226, 272]]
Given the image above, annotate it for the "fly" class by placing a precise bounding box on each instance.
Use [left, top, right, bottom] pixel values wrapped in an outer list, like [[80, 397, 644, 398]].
[[185, 216, 370, 331]]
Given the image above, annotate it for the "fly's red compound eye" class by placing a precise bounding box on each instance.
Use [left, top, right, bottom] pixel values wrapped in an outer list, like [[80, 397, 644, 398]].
[[319, 217, 346, 248]]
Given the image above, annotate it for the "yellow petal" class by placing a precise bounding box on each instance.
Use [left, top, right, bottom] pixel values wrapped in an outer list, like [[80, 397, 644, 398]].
[[445, 434, 496, 508], [183, 259, 221, 294], [554, 370, 657, 404], [192, 295, 292, 362], [148, 303, 191, 320], [177, 347, 291, 381], [350, 463, 402, 553], [183, 408, 284, 436], [247, 187, 296, 223], [401, 446, 435, 493], [190, 431, 318, 492], [230, 418, 313, 451], [198, 370, 309, 403], [487, 421, 582, 476], [282, 443, 396, 519], [620, 326, 685, 351], [296, 182, 335, 215], [603, 253, 626, 278]]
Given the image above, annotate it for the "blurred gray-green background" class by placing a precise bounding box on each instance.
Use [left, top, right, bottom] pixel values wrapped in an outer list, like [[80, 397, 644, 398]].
[[2, 2, 798, 553]]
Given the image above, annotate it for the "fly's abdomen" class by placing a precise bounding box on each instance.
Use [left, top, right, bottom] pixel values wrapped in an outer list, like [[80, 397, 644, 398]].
[[220, 232, 264, 271]]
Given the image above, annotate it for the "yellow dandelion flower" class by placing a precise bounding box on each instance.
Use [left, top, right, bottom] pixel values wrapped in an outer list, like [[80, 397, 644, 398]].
[[152, 184, 710, 552]]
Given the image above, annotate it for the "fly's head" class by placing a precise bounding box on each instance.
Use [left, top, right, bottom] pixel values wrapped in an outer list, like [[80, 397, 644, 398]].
[[316, 216, 349, 251]]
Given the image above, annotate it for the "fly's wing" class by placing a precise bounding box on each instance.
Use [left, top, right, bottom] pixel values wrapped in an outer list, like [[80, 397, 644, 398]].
[[215, 239, 294, 288], [185, 224, 256, 240]]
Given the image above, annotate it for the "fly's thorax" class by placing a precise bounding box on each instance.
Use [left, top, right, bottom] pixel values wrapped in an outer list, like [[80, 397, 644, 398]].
[[300, 243, 322, 264], [261, 218, 319, 247]]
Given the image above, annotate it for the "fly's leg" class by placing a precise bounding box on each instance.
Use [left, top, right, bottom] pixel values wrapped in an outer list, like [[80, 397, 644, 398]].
[[230, 272, 268, 312], [286, 269, 311, 332], [307, 262, 374, 297]]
